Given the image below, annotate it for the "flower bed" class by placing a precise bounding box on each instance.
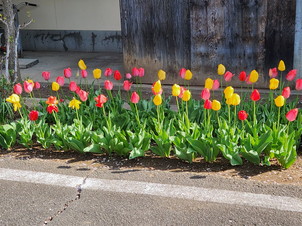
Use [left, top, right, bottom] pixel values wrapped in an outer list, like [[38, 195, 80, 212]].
[[1, 60, 301, 168]]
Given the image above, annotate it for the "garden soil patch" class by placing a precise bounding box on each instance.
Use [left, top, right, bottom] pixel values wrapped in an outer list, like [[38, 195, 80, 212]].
[[1, 144, 302, 186]]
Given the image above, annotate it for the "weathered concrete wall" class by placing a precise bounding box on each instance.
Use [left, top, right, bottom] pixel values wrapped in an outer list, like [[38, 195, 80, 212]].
[[20, 30, 122, 52]]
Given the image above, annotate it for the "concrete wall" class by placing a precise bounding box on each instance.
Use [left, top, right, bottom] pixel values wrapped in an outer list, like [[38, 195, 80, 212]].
[[13, 0, 122, 52]]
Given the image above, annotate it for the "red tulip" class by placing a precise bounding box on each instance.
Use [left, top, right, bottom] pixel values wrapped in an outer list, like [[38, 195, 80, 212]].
[[224, 71, 234, 82], [34, 82, 41, 89], [130, 91, 140, 104], [238, 71, 246, 81], [114, 70, 122, 80], [42, 71, 50, 81], [269, 68, 278, 78], [212, 80, 220, 90], [81, 70, 88, 78], [104, 68, 113, 77], [204, 99, 212, 109], [69, 81, 77, 92], [78, 90, 88, 101], [13, 83, 22, 95], [126, 73, 132, 79], [23, 81, 34, 93], [286, 69, 297, 81], [179, 68, 186, 79], [29, 110, 39, 121], [282, 87, 291, 99], [238, 110, 248, 120], [250, 89, 260, 101], [94, 94, 107, 107], [200, 88, 210, 100], [47, 105, 59, 114], [286, 108, 298, 121], [295, 79, 302, 90], [63, 68, 72, 78], [123, 80, 132, 91], [132, 67, 139, 77], [104, 80, 113, 90], [56, 76, 65, 86], [60, 99, 64, 103], [138, 68, 145, 77]]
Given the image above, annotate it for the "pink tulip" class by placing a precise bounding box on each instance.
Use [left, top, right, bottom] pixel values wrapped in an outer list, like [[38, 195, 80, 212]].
[[204, 99, 212, 109], [224, 71, 234, 82], [200, 88, 210, 100], [34, 82, 41, 89], [138, 68, 145, 77], [245, 75, 252, 85], [132, 67, 139, 77], [178, 86, 186, 98], [269, 68, 278, 78], [104, 80, 113, 90], [13, 83, 22, 95], [69, 81, 77, 92], [63, 68, 72, 78], [114, 70, 122, 81], [104, 68, 113, 77], [130, 91, 140, 104], [179, 68, 186, 79], [78, 90, 88, 101], [75, 86, 81, 95], [286, 69, 297, 81], [23, 81, 33, 93], [126, 73, 132, 79], [81, 70, 88, 78], [123, 80, 132, 91], [286, 108, 298, 121], [42, 71, 50, 81], [212, 79, 220, 90], [282, 87, 291, 99], [56, 76, 65, 86], [295, 79, 302, 90], [238, 71, 246, 81]]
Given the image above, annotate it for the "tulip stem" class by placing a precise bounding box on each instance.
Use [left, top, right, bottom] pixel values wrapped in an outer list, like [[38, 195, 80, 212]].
[[157, 105, 161, 132], [134, 103, 140, 125], [234, 105, 237, 126], [216, 111, 220, 127], [253, 101, 256, 126], [175, 96, 180, 116], [228, 104, 231, 124], [277, 107, 281, 130], [287, 121, 291, 135], [102, 105, 111, 131]]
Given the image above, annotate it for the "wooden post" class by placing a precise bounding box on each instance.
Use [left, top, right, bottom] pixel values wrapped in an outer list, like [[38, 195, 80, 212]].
[[294, 0, 302, 77]]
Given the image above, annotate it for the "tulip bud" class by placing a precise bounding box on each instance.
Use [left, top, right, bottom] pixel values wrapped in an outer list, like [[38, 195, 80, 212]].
[[184, 70, 193, 80], [78, 59, 87, 70], [269, 68, 278, 78], [13, 83, 22, 95], [211, 100, 221, 111], [158, 69, 166, 81], [52, 82, 60, 91], [172, 84, 181, 97], [286, 108, 298, 121], [269, 78, 279, 90], [182, 90, 191, 101], [217, 64, 226, 75], [296, 79, 302, 90], [238, 71, 247, 81], [93, 68, 102, 79], [153, 94, 162, 106], [250, 89, 260, 101], [238, 110, 248, 121], [204, 99, 212, 109], [249, 70, 259, 83], [282, 87, 291, 99], [200, 88, 210, 100], [130, 91, 140, 104], [274, 95, 285, 107], [278, 60, 285, 71], [153, 80, 162, 94], [204, 78, 213, 89], [224, 86, 234, 99], [286, 69, 297, 81]]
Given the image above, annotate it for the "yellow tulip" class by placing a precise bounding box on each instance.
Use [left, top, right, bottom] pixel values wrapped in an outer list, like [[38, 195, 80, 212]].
[[205, 78, 214, 90], [212, 100, 221, 111], [182, 90, 191, 101], [12, 102, 22, 111], [217, 64, 226, 75], [278, 60, 285, 72], [269, 78, 279, 90], [275, 95, 285, 107], [184, 70, 193, 80], [153, 94, 162, 106], [224, 86, 234, 99], [226, 96, 233, 105], [172, 84, 180, 97], [78, 59, 87, 70], [153, 80, 161, 94], [158, 69, 166, 81], [93, 68, 102, 79], [249, 70, 259, 83], [68, 98, 81, 110], [6, 94, 21, 112], [230, 93, 241, 106], [27, 79, 34, 85], [52, 82, 60, 91]]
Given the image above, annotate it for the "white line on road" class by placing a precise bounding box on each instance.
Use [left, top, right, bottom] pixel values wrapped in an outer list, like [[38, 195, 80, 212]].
[[0, 167, 301, 212]]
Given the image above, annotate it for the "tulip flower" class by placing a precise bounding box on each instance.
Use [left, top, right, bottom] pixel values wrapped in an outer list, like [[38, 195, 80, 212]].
[[52, 82, 60, 91], [217, 64, 226, 75], [75, 86, 81, 95], [78, 90, 88, 102], [238, 110, 248, 121], [204, 99, 212, 109], [249, 70, 259, 83], [158, 69, 166, 80], [286, 108, 298, 121], [64, 68, 72, 78], [125, 73, 132, 79], [178, 86, 186, 98], [224, 71, 234, 82], [275, 95, 285, 107], [282, 87, 291, 99], [212, 80, 220, 90], [104, 80, 113, 90], [46, 96, 59, 105], [184, 70, 193, 80], [94, 94, 108, 107], [153, 94, 162, 106], [172, 84, 181, 97], [123, 80, 132, 91], [69, 98, 81, 110], [230, 93, 241, 106], [104, 68, 113, 77], [34, 82, 41, 90], [47, 105, 59, 114], [269, 68, 278, 78], [56, 76, 65, 86], [245, 75, 252, 85], [114, 70, 122, 81], [81, 70, 88, 78], [204, 78, 213, 89], [278, 60, 285, 71], [182, 90, 191, 101], [200, 88, 210, 100], [153, 80, 162, 94], [24, 81, 34, 93], [69, 81, 77, 92], [250, 89, 260, 101], [269, 78, 279, 90], [138, 68, 145, 77], [42, 71, 51, 81], [13, 83, 22, 95], [238, 71, 247, 81], [224, 86, 234, 99], [132, 67, 139, 77], [296, 79, 302, 90], [179, 68, 186, 79], [29, 110, 39, 121], [93, 69, 102, 79], [6, 94, 21, 111], [78, 59, 87, 70], [130, 92, 140, 104], [211, 100, 221, 111], [286, 69, 297, 81]]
